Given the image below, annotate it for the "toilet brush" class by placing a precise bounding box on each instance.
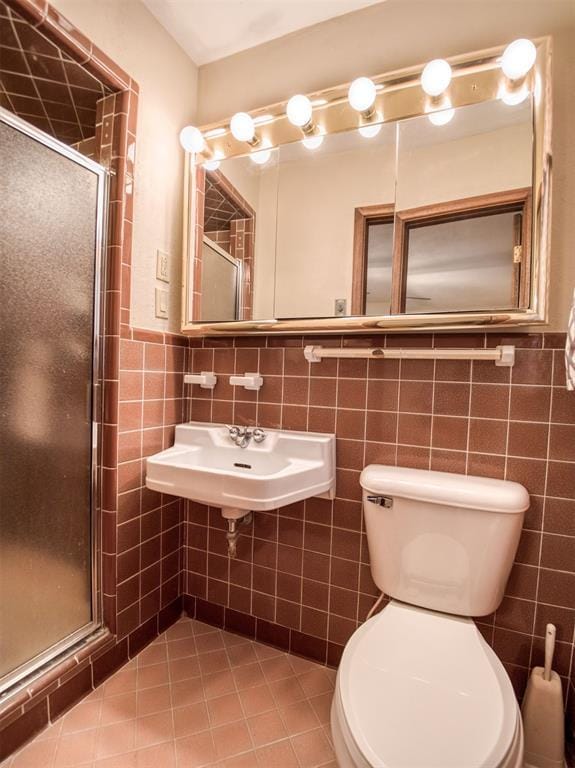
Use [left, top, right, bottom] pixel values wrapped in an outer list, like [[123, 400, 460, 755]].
[[521, 624, 565, 768]]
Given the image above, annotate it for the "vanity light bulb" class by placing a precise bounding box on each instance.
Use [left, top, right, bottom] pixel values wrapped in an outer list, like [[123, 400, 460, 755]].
[[500, 83, 529, 106], [302, 131, 324, 150], [179, 125, 205, 153], [286, 94, 313, 128], [203, 151, 223, 171], [250, 146, 272, 165], [230, 112, 256, 142], [421, 59, 452, 97], [348, 77, 377, 112], [358, 123, 382, 138], [501, 39, 536, 81], [428, 107, 455, 126]]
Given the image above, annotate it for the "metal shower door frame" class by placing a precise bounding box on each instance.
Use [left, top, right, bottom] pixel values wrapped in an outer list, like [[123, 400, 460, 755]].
[[0, 106, 108, 695]]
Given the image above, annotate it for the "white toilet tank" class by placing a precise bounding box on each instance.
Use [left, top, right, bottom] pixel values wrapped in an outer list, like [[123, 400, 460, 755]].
[[360, 465, 529, 617]]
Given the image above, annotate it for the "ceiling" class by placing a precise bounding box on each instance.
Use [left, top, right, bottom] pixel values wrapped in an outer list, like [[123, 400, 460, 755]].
[[141, 0, 383, 65]]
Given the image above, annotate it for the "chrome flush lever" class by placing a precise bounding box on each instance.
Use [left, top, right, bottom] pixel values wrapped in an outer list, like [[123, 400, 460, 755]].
[[366, 495, 393, 508]]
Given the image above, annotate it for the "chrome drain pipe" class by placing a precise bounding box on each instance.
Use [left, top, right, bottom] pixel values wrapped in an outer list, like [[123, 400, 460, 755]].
[[224, 511, 253, 558]]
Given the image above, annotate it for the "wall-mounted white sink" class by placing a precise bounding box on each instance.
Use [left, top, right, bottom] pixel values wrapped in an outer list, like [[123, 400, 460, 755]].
[[145, 422, 336, 513]]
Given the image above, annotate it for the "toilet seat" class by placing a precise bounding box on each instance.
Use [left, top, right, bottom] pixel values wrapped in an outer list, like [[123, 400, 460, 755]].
[[335, 601, 521, 768]]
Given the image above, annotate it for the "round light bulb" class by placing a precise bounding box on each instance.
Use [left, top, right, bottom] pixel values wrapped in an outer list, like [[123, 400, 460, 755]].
[[501, 39, 536, 81], [230, 112, 255, 142], [179, 125, 205, 153], [421, 59, 452, 97], [358, 123, 382, 139], [286, 94, 313, 128], [428, 107, 455, 126], [499, 82, 529, 106], [203, 151, 223, 171], [302, 130, 324, 150], [250, 146, 272, 165], [348, 77, 377, 112]]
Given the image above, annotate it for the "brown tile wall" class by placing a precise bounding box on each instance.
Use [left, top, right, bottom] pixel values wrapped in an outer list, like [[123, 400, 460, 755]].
[[183, 331, 575, 731], [0, 0, 188, 758], [0, 0, 111, 144], [111, 331, 188, 638]]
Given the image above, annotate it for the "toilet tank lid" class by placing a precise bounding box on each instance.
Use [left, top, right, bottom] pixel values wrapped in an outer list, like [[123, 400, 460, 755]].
[[360, 465, 529, 514]]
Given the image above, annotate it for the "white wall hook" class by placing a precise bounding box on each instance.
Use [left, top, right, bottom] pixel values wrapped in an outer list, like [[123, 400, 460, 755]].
[[183, 371, 217, 389], [229, 372, 264, 391]]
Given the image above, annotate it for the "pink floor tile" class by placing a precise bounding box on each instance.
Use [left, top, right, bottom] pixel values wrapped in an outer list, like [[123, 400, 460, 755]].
[[211, 719, 253, 761], [195, 631, 225, 655], [206, 691, 244, 727], [174, 729, 217, 767], [95, 720, 136, 759], [168, 654, 201, 682], [136, 662, 170, 690], [173, 701, 210, 739], [99, 692, 138, 725], [6, 618, 337, 768], [167, 635, 198, 660], [237, 684, 276, 717], [246, 709, 287, 747], [291, 726, 336, 767], [53, 728, 97, 766], [254, 738, 300, 767], [60, 699, 102, 734], [10, 737, 58, 767], [226, 642, 258, 668], [134, 710, 174, 748], [279, 699, 320, 736]]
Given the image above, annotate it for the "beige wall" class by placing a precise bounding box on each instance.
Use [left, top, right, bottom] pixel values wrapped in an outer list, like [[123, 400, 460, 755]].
[[197, 0, 575, 331], [53, 0, 198, 332]]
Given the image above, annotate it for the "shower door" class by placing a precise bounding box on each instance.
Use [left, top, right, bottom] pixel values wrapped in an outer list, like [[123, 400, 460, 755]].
[[0, 108, 106, 692]]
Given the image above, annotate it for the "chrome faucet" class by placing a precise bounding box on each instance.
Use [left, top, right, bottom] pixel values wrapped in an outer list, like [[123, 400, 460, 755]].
[[226, 425, 266, 449]]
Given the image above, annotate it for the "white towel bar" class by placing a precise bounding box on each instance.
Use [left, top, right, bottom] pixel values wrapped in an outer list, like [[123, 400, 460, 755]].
[[303, 345, 515, 367]]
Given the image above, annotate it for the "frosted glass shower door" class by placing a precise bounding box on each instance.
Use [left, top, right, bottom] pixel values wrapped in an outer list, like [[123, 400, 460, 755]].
[[0, 109, 106, 689]]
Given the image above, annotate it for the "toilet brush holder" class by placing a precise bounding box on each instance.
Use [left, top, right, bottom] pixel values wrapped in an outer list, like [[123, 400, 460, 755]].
[[521, 624, 565, 768]]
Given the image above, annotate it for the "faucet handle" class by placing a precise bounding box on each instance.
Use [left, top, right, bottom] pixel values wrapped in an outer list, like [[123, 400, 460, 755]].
[[226, 425, 240, 439], [252, 427, 266, 443]]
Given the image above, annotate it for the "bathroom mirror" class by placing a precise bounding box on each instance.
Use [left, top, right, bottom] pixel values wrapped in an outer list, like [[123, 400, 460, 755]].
[[182, 38, 551, 335]]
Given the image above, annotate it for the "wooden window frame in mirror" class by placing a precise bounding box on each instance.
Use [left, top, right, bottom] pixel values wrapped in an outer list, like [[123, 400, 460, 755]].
[[351, 204, 395, 315], [391, 187, 533, 314]]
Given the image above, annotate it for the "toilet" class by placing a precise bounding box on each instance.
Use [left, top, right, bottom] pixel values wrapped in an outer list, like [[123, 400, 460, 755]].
[[331, 464, 530, 768]]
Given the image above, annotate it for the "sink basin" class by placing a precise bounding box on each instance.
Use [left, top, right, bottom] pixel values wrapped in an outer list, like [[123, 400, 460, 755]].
[[145, 422, 336, 512]]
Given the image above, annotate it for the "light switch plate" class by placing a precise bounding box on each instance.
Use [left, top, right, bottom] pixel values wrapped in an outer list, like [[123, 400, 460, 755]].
[[155, 288, 168, 319], [156, 250, 169, 283], [334, 298, 347, 316]]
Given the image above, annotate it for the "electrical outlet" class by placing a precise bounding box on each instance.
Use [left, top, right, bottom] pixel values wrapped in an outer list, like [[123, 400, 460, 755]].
[[155, 288, 168, 319], [156, 250, 169, 283], [334, 298, 347, 316]]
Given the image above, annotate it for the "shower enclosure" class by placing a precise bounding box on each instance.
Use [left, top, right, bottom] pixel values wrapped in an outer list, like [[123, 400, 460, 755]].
[[0, 108, 107, 693]]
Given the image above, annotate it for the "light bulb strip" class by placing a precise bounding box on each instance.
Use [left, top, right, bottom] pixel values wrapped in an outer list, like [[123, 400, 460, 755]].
[[186, 38, 544, 163]]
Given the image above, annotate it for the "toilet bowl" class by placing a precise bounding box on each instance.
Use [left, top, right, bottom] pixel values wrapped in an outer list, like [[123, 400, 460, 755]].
[[331, 465, 530, 768], [331, 601, 523, 768]]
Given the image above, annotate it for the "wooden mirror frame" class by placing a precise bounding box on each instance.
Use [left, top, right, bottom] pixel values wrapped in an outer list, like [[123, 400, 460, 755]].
[[181, 38, 552, 336]]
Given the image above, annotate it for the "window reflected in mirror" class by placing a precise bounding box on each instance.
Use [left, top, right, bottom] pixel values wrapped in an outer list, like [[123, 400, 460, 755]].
[[394, 98, 533, 314]]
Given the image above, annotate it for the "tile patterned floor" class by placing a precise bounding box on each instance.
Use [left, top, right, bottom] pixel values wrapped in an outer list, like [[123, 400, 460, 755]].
[[3, 619, 337, 767]]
